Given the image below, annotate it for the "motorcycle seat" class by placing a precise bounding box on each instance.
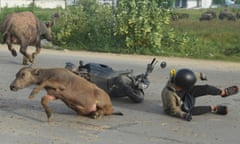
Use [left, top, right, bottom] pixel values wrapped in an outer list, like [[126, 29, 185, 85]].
[[83, 63, 132, 79], [107, 70, 132, 79]]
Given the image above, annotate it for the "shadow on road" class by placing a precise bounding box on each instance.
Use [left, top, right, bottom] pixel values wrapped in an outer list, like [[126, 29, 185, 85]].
[[111, 96, 165, 116], [0, 97, 77, 122]]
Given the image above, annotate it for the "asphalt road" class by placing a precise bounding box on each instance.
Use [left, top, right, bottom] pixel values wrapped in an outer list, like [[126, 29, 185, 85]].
[[0, 46, 240, 144]]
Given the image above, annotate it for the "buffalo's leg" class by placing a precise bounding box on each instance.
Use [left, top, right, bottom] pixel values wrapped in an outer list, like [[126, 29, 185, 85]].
[[6, 34, 17, 57], [22, 47, 29, 65], [29, 80, 66, 99], [19, 43, 32, 64], [32, 44, 41, 64], [41, 95, 56, 122], [22, 56, 28, 65]]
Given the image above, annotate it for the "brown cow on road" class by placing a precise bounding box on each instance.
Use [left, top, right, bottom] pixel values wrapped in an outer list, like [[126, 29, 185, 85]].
[[1, 11, 53, 65], [10, 67, 123, 122]]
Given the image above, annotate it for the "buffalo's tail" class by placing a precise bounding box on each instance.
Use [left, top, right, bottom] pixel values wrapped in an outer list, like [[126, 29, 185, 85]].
[[1, 20, 12, 44], [112, 111, 124, 116], [1, 32, 7, 44]]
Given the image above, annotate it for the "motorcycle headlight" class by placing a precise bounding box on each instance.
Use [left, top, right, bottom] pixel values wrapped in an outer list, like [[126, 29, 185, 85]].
[[138, 83, 149, 89]]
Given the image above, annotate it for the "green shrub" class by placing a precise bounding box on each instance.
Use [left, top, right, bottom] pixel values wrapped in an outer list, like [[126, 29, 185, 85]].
[[113, 0, 172, 53], [52, 0, 114, 52]]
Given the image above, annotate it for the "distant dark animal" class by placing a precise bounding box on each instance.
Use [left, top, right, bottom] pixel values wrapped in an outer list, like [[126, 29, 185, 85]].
[[219, 11, 227, 20], [227, 14, 236, 21], [171, 13, 179, 21], [52, 13, 60, 19], [206, 11, 217, 18], [178, 13, 189, 19], [10, 67, 123, 122], [199, 11, 217, 21], [170, 12, 189, 21], [219, 11, 236, 21], [1, 12, 54, 65], [236, 12, 240, 19], [200, 13, 214, 21]]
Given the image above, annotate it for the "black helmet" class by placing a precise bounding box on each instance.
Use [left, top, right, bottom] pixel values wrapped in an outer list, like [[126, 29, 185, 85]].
[[174, 69, 196, 90]]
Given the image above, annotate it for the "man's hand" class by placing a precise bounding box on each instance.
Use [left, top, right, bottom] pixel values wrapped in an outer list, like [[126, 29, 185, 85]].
[[200, 72, 207, 80]]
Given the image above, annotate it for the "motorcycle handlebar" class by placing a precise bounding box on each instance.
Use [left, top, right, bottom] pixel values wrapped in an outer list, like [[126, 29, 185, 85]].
[[144, 58, 157, 76], [145, 58, 166, 76], [150, 58, 156, 65]]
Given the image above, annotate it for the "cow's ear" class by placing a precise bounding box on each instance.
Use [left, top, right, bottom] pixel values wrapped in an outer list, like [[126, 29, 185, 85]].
[[45, 22, 50, 27], [50, 21, 54, 26], [45, 21, 54, 28], [32, 68, 40, 76]]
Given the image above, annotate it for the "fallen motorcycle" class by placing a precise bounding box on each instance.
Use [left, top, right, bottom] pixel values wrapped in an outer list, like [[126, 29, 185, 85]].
[[65, 58, 166, 103]]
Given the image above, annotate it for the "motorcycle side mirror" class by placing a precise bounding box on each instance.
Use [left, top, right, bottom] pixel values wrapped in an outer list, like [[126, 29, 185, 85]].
[[160, 61, 167, 69]]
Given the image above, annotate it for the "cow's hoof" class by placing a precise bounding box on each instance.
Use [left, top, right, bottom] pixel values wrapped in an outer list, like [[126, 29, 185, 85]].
[[31, 54, 35, 64], [11, 50, 17, 57], [22, 57, 29, 65], [28, 58, 34, 64], [47, 115, 53, 123], [91, 114, 98, 119], [28, 95, 35, 99], [22, 61, 28, 65], [89, 111, 104, 119]]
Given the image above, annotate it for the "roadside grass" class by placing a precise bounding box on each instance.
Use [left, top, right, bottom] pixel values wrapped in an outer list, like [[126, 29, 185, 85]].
[[168, 8, 240, 61]]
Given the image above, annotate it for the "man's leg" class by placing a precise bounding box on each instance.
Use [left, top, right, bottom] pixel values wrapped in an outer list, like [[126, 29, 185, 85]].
[[183, 85, 236, 116], [191, 105, 228, 115], [190, 85, 222, 98], [191, 106, 211, 115], [190, 84, 238, 98]]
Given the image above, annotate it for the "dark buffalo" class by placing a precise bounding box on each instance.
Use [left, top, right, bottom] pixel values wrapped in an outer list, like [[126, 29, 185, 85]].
[[236, 12, 240, 19], [170, 13, 189, 21], [1, 11, 53, 65], [200, 11, 217, 21], [219, 11, 236, 21], [200, 13, 214, 21]]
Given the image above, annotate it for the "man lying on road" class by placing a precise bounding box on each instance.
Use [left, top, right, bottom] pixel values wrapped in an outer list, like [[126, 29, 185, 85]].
[[161, 68, 239, 121]]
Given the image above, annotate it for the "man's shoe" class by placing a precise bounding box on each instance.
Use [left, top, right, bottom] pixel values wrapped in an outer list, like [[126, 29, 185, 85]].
[[222, 85, 238, 97], [215, 105, 228, 115]]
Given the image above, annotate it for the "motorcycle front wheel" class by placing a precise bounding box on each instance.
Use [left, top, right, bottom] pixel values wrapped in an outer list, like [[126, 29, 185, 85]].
[[119, 75, 145, 103], [126, 88, 144, 103]]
